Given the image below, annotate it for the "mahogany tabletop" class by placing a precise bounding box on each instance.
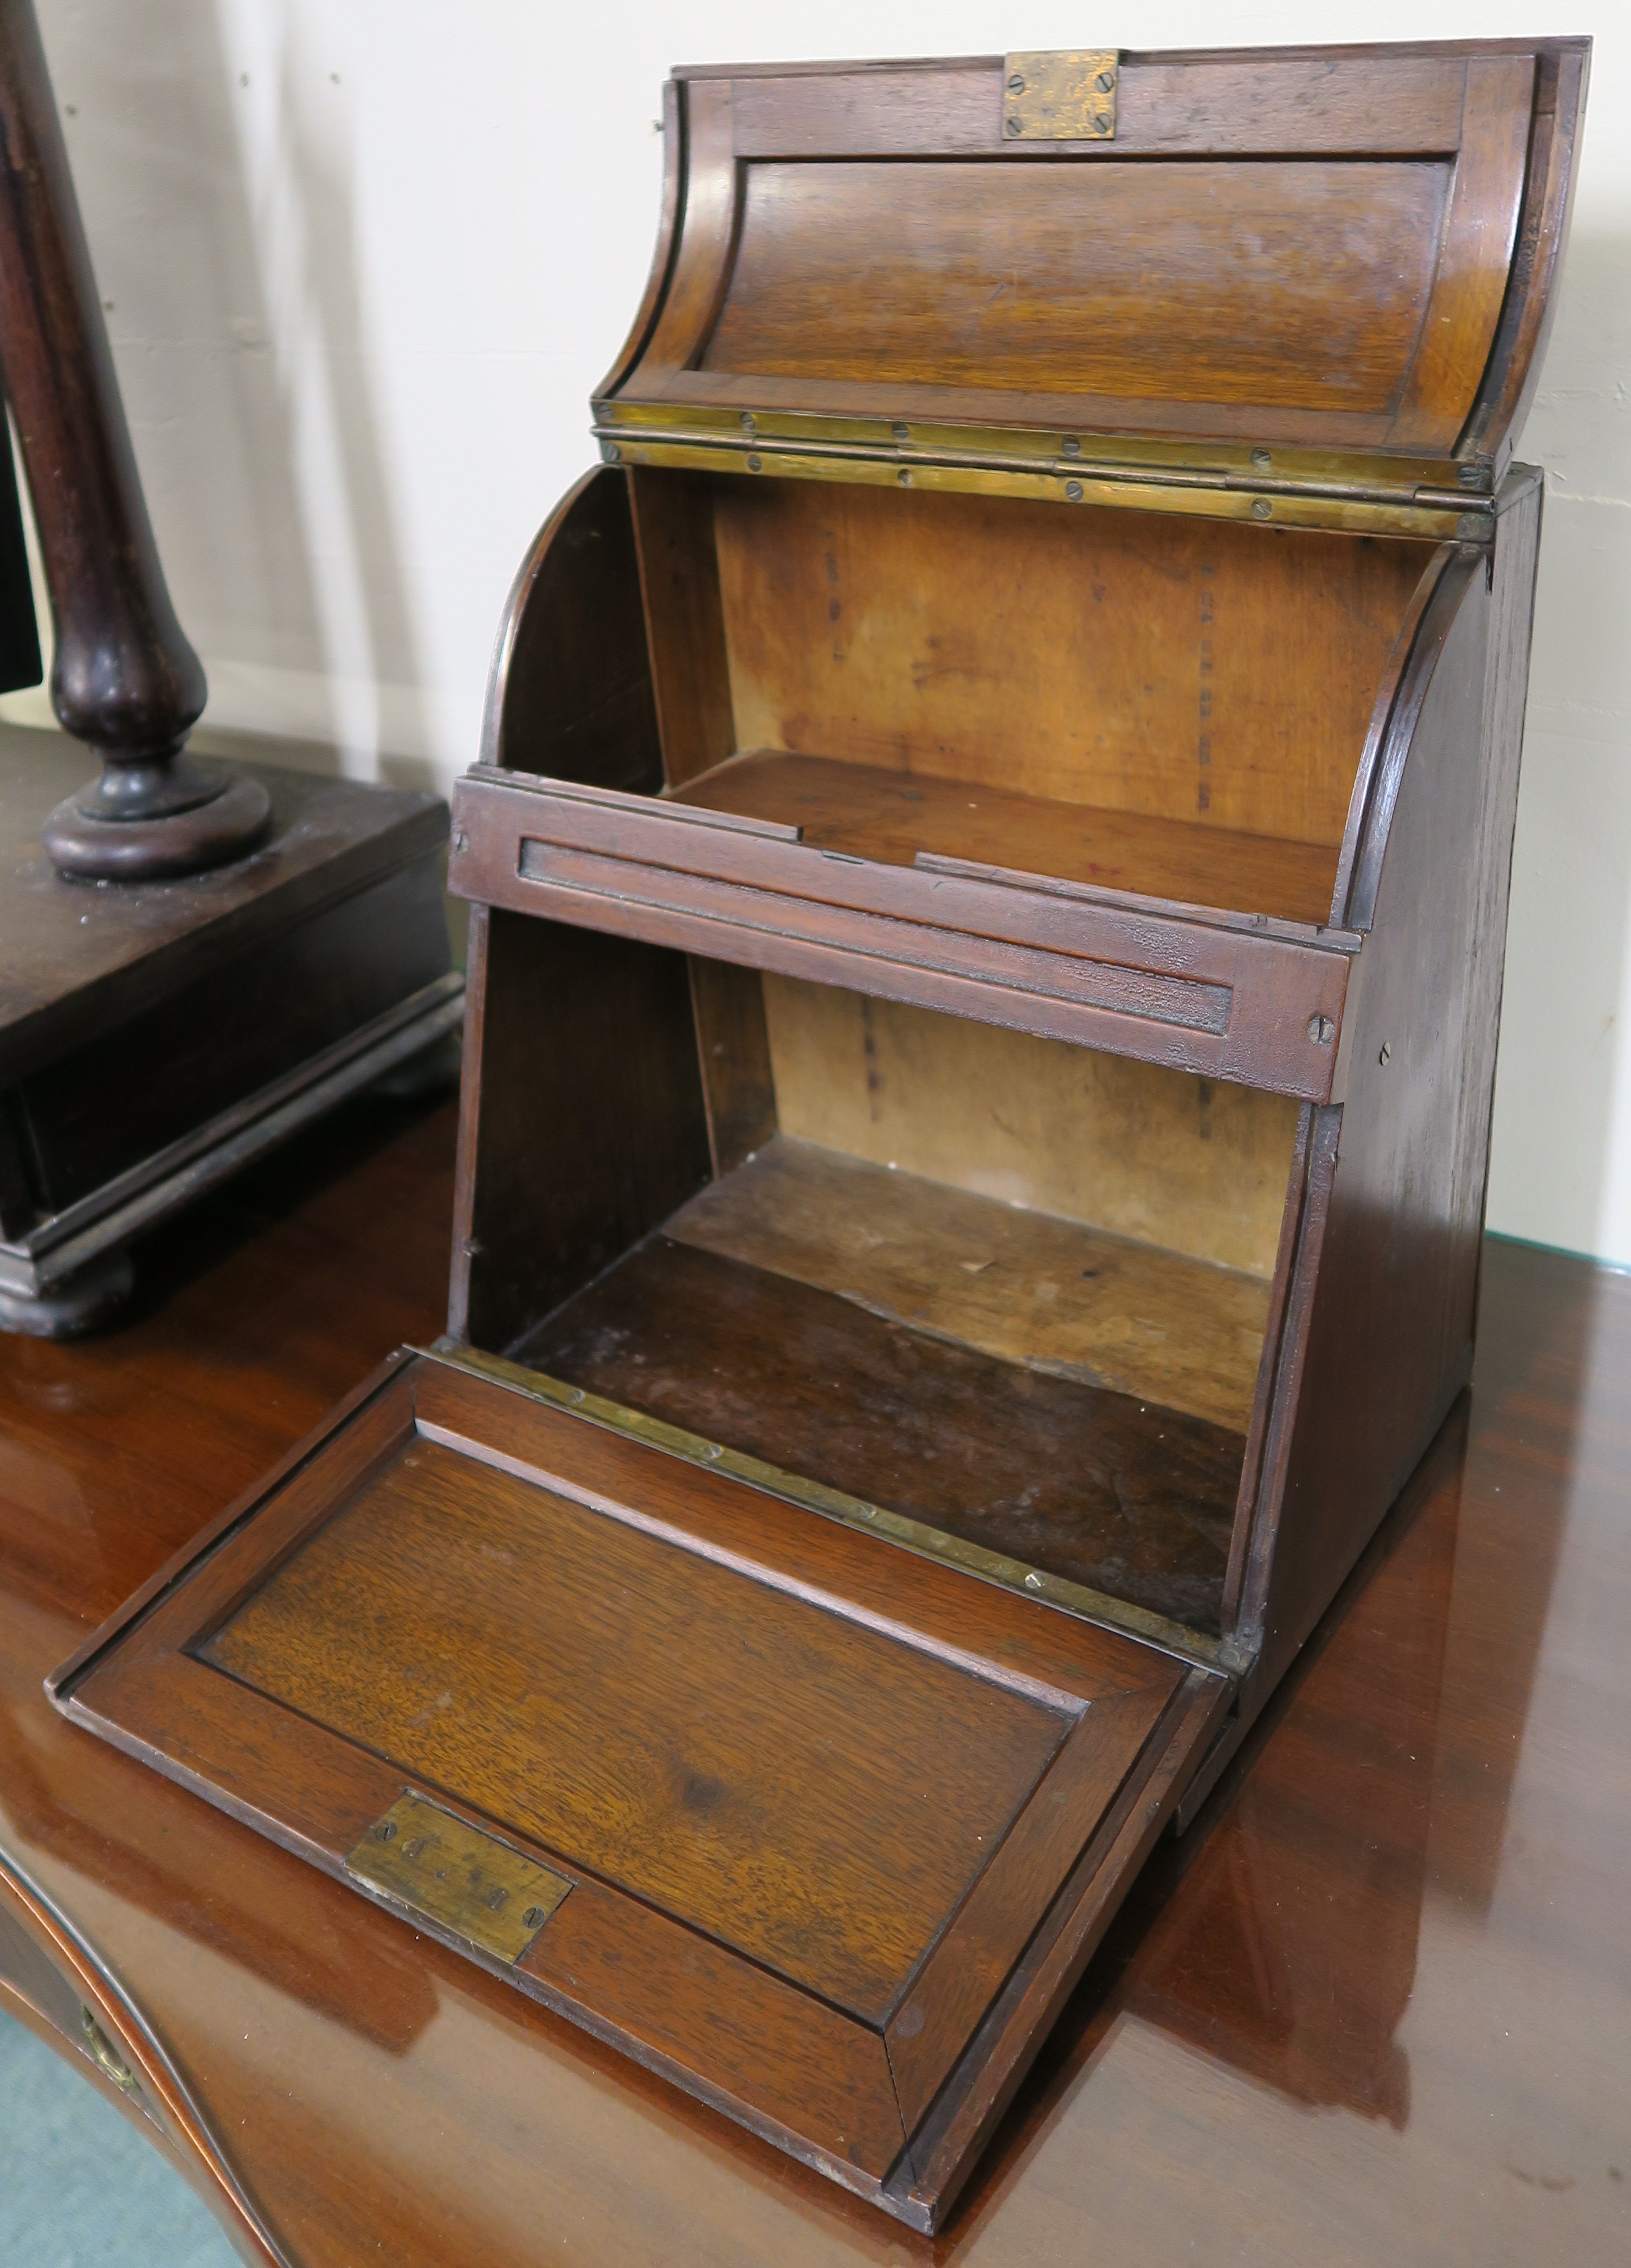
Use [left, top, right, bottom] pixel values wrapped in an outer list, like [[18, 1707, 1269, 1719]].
[[1, 1090, 1627, 2267]]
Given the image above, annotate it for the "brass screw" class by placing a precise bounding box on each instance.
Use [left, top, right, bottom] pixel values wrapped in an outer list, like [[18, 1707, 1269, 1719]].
[[599, 442, 621, 463], [897, 467, 913, 486], [1007, 73, 1026, 92], [377, 1821, 397, 1841], [1092, 115, 1110, 134], [1005, 115, 1022, 137], [1061, 435, 1081, 457], [1456, 461, 1485, 489], [523, 1905, 547, 1928], [739, 411, 756, 435], [1250, 448, 1272, 471], [1065, 480, 1084, 502], [1250, 498, 1272, 520], [1095, 70, 1116, 93], [746, 453, 762, 471], [891, 420, 910, 442]]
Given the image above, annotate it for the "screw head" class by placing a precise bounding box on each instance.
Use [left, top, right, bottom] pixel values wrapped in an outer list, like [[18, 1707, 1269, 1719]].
[[1095, 70, 1116, 93], [1065, 480, 1084, 502], [377, 1821, 397, 1841], [523, 1905, 547, 1929], [1061, 435, 1081, 457], [1007, 73, 1026, 92], [897, 467, 913, 486], [1250, 497, 1272, 520], [746, 453, 762, 472], [1005, 115, 1022, 137], [599, 441, 621, 463], [1250, 448, 1272, 471], [739, 411, 756, 435], [1307, 1013, 1336, 1045], [891, 420, 910, 443], [1092, 114, 1110, 134], [1379, 1043, 1391, 1066]]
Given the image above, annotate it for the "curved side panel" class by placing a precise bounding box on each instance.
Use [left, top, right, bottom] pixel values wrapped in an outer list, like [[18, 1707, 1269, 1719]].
[[479, 466, 662, 794], [0, 1843, 294, 2268], [1332, 542, 1480, 932], [1461, 42, 1591, 464], [593, 76, 687, 404]]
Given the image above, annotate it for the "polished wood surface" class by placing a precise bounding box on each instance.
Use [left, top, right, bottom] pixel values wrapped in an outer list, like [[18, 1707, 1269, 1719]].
[[663, 1136, 1272, 1428], [672, 752, 1342, 926], [602, 42, 1589, 490], [519, 1231, 1245, 1634], [2, 1097, 1628, 2261]]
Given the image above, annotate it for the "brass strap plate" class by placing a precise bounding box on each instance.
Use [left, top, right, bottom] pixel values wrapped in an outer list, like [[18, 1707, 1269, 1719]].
[[345, 1793, 571, 1961], [1003, 51, 1118, 141]]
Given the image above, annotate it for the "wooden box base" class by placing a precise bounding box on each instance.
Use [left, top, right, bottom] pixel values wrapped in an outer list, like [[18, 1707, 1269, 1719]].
[[49, 1348, 1226, 2229], [0, 725, 460, 1333]]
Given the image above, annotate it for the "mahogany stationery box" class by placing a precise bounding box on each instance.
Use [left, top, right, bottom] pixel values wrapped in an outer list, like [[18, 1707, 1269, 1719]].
[[51, 38, 1588, 2231]]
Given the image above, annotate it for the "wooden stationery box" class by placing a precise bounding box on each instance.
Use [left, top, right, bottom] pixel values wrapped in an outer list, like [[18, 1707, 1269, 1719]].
[[51, 38, 1587, 2232]]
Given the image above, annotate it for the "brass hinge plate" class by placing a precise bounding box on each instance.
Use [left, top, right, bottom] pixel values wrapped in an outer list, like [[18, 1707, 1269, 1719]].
[[345, 1792, 572, 1961], [1003, 50, 1119, 141]]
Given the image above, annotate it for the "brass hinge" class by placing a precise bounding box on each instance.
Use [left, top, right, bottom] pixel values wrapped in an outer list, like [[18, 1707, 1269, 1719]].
[[1002, 50, 1119, 141]]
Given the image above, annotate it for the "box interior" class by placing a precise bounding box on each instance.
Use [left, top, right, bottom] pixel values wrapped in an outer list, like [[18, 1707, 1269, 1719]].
[[470, 919, 1300, 1639], [632, 471, 1432, 923]]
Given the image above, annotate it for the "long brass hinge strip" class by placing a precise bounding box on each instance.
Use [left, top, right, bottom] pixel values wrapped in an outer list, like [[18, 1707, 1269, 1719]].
[[592, 424, 1491, 540], [416, 1339, 1237, 1677]]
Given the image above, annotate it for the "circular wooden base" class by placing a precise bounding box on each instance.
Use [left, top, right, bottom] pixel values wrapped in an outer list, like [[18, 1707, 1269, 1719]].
[[43, 771, 272, 880], [0, 1248, 134, 1339]]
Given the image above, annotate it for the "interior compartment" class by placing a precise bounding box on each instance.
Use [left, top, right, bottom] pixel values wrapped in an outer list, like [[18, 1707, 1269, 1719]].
[[628, 471, 1431, 923], [464, 909, 1302, 1639]]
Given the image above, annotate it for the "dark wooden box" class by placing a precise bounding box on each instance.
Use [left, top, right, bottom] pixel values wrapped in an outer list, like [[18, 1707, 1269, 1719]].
[[50, 38, 1588, 2232]]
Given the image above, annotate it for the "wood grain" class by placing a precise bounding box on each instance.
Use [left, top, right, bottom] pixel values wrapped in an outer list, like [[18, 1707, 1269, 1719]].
[[667, 1136, 1272, 1431], [204, 1435, 1074, 2023], [711, 480, 1428, 847], [517, 1236, 1246, 1634], [480, 466, 663, 793], [451, 909, 712, 1352], [760, 977, 1299, 1279], [704, 160, 1448, 415], [672, 751, 1340, 923]]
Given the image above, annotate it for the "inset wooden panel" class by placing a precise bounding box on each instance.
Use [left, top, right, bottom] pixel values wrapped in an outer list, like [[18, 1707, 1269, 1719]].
[[204, 1435, 1074, 2020], [705, 160, 1449, 415]]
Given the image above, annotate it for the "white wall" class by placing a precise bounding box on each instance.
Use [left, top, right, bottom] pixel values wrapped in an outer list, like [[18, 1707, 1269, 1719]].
[[10, 2, 1630, 1263]]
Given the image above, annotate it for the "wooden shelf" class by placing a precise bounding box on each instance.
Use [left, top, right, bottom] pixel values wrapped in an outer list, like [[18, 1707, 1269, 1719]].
[[671, 750, 1340, 928], [453, 764, 1359, 1101], [512, 1137, 1261, 1636]]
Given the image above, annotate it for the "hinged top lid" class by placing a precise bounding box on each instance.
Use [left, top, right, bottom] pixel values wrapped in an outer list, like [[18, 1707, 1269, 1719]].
[[596, 38, 1588, 526]]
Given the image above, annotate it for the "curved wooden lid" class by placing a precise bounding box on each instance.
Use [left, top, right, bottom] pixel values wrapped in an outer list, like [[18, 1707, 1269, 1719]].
[[596, 39, 1588, 522]]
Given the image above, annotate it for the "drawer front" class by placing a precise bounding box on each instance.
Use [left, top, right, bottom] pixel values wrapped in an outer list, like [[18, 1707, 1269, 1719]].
[[0, 1846, 292, 2266]]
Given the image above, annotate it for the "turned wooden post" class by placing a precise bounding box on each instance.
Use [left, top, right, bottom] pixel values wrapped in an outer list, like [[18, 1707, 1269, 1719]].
[[0, 0, 268, 877]]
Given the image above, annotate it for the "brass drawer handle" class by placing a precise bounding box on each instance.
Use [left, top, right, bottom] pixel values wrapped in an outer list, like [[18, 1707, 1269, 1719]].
[[81, 2006, 139, 2093]]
